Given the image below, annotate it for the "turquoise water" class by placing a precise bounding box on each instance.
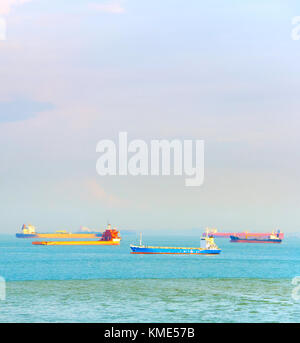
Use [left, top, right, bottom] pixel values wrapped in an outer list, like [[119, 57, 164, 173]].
[[0, 234, 300, 322]]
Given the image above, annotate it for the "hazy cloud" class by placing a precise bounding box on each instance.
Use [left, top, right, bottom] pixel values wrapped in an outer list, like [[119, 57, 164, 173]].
[[85, 179, 129, 208], [0, 98, 54, 123], [89, 1, 125, 14], [0, 0, 33, 16]]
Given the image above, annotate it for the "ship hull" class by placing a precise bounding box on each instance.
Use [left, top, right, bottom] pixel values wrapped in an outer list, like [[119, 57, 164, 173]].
[[16, 233, 38, 238], [203, 232, 284, 239], [17, 233, 102, 238], [32, 240, 120, 246], [130, 246, 221, 254]]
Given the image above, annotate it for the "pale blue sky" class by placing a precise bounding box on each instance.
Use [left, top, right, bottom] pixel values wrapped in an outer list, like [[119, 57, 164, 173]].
[[0, 0, 300, 233]]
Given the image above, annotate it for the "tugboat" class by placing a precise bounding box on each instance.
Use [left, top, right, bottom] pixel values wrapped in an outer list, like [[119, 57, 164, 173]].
[[130, 233, 221, 254]]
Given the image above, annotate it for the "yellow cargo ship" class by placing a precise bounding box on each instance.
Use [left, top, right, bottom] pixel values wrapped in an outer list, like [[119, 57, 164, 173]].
[[32, 227, 121, 246]]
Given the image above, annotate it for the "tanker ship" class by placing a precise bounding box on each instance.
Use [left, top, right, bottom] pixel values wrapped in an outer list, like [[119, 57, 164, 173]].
[[130, 234, 221, 255], [16, 224, 102, 238], [202, 228, 284, 239], [32, 225, 121, 246]]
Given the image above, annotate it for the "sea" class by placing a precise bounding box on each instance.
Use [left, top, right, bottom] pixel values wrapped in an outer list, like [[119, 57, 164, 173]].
[[0, 234, 299, 323]]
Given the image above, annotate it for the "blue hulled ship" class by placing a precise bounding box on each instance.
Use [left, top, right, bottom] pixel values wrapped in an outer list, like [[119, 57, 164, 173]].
[[130, 234, 221, 255], [16, 224, 38, 238]]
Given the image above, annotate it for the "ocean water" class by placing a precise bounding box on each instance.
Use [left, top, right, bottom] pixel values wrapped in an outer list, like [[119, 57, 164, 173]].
[[0, 234, 300, 322]]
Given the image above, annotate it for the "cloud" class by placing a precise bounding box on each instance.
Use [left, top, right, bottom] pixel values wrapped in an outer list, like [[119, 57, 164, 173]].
[[85, 179, 128, 208], [0, 0, 32, 16], [89, 2, 125, 14], [0, 98, 54, 123]]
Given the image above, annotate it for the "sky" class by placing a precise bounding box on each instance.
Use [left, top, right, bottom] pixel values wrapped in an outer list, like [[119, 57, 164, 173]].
[[0, 0, 300, 234]]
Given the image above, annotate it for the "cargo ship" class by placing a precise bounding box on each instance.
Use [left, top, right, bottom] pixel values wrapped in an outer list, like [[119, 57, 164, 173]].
[[32, 225, 121, 246], [16, 224, 102, 238], [202, 228, 284, 239], [130, 234, 221, 255], [230, 232, 282, 243]]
